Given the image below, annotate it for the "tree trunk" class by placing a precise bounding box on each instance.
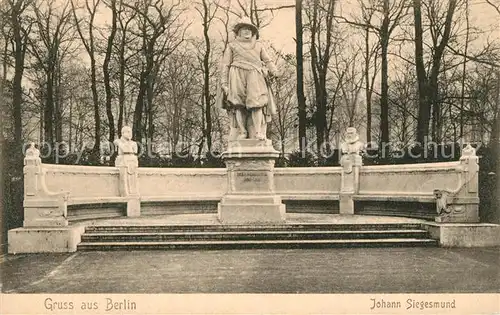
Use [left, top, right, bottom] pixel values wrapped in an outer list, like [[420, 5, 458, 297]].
[[379, 0, 390, 152], [202, 0, 212, 152], [73, 0, 102, 159], [459, 0, 469, 140], [430, 69, 441, 141], [490, 71, 500, 165], [103, 0, 117, 142], [133, 75, 147, 144], [12, 27, 24, 147], [296, 0, 307, 152], [69, 96, 73, 152], [146, 66, 155, 145], [364, 26, 372, 143], [133, 14, 157, 145], [413, 0, 430, 144], [415, 0, 457, 144], [90, 54, 101, 158], [321, 0, 334, 144], [54, 58, 63, 144], [10, 0, 28, 156], [44, 73, 55, 161], [309, 0, 322, 153], [117, 27, 126, 136], [39, 89, 44, 143]]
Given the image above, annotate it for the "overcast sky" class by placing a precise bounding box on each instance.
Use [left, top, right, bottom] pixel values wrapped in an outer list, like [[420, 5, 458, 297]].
[[182, 0, 499, 54]]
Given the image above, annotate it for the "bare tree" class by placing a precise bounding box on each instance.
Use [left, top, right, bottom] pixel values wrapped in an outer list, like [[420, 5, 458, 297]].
[[465, 64, 499, 152], [4, 0, 33, 150], [414, 0, 459, 143], [232, 0, 294, 30], [28, 0, 75, 155], [295, 0, 307, 152], [157, 50, 201, 152], [335, 0, 408, 151], [378, 0, 408, 149], [334, 48, 365, 129], [479, 0, 499, 163], [102, 0, 118, 142], [387, 62, 418, 146], [195, 0, 219, 153], [304, 0, 337, 154], [360, 3, 380, 143], [269, 54, 297, 158], [485, 0, 500, 15], [124, 0, 186, 145], [115, 1, 137, 136], [71, 0, 101, 159], [458, 0, 469, 139]]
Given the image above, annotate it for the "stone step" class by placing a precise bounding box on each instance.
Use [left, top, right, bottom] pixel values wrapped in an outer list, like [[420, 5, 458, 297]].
[[84, 223, 423, 233], [81, 229, 430, 242], [77, 238, 438, 250]]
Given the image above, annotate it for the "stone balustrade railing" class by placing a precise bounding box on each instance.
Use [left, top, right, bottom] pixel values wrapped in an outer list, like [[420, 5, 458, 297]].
[[21, 142, 480, 227]]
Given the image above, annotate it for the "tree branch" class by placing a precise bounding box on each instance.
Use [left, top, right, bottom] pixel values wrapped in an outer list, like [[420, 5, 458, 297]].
[[446, 44, 500, 68], [485, 0, 500, 15], [255, 5, 295, 12], [333, 14, 381, 33]]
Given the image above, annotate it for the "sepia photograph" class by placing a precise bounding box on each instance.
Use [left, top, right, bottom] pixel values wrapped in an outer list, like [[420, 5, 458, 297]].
[[0, 0, 499, 313]]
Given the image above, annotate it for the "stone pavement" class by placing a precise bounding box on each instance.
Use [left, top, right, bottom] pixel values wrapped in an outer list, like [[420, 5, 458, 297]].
[[2, 247, 498, 293]]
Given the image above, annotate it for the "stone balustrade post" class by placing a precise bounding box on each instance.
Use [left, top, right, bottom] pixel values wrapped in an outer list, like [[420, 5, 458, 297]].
[[23, 143, 69, 227], [434, 144, 480, 223], [339, 128, 364, 215], [114, 127, 141, 217]]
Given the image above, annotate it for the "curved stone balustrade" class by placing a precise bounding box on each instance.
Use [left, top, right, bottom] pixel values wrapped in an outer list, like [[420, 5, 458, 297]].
[[20, 157, 479, 225], [8, 140, 488, 253], [17, 135, 480, 227]]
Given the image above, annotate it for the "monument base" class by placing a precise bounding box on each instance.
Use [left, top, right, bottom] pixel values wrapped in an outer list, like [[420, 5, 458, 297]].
[[8, 225, 85, 254], [217, 139, 286, 225], [425, 223, 500, 247], [339, 194, 354, 214], [127, 198, 141, 217], [218, 194, 286, 224]]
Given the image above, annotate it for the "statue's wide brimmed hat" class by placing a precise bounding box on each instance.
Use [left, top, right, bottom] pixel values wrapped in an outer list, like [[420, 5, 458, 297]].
[[233, 16, 259, 36]]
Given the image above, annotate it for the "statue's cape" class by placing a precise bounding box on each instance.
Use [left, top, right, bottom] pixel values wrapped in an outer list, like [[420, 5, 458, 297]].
[[264, 77, 277, 120], [215, 80, 228, 110]]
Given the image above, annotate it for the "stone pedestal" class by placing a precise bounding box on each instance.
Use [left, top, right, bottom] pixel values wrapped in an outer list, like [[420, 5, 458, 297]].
[[425, 223, 500, 247], [339, 154, 362, 214], [126, 198, 141, 217], [434, 144, 480, 223], [8, 225, 85, 253], [115, 153, 141, 217], [218, 139, 285, 224], [23, 143, 69, 227]]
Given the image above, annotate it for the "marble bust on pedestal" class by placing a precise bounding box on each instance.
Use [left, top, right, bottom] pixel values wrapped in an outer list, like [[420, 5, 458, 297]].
[[339, 127, 364, 214], [114, 126, 139, 197]]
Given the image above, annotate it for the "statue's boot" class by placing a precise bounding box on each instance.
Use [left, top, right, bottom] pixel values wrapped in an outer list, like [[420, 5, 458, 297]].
[[254, 132, 265, 140], [236, 131, 247, 140], [235, 109, 247, 140], [251, 108, 265, 140]]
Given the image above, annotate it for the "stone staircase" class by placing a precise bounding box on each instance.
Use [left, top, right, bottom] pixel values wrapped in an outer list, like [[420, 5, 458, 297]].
[[77, 223, 438, 250]]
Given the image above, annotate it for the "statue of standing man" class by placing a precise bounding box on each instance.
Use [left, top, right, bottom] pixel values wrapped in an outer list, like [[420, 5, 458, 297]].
[[216, 16, 279, 141]]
